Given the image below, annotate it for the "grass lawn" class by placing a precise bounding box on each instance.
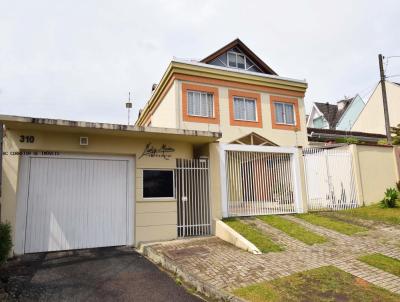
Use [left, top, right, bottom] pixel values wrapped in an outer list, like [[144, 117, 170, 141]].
[[223, 218, 283, 253], [233, 266, 400, 302], [339, 203, 400, 225], [296, 213, 367, 235], [258, 215, 327, 245], [358, 253, 400, 277]]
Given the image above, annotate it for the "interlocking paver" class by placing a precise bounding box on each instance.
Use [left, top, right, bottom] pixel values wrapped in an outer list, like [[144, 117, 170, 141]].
[[148, 215, 400, 294]]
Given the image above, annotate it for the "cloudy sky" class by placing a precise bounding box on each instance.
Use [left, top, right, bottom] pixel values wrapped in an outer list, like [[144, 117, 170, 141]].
[[1, 0, 400, 124]]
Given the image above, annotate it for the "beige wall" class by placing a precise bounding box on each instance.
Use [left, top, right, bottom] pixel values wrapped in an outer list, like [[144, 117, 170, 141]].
[[149, 81, 178, 128], [150, 79, 308, 147], [353, 144, 399, 205], [352, 82, 400, 134], [0, 128, 194, 251]]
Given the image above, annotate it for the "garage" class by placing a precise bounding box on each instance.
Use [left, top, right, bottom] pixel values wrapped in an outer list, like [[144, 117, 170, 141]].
[[16, 154, 134, 254]]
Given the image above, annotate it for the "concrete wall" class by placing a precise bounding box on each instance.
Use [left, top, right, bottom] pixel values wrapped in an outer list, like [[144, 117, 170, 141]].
[[0, 128, 194, 251], [352, 144, 399, 205], [352, 82, 400, 134]]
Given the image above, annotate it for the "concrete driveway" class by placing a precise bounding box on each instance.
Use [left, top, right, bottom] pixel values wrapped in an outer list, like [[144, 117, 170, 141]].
[[0, 247, 203, 302]]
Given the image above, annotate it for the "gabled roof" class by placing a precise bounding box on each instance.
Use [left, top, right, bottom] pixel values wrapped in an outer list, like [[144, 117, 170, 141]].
[[229, 132, 278, 146], [314, 97, 354, 129], [200, 38, 277, 75]]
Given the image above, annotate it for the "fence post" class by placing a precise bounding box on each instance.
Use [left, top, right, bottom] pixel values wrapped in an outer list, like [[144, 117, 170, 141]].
[[294, 147, 307, 213], [349, 144, 365, 206], [218, 143, 228, 217]]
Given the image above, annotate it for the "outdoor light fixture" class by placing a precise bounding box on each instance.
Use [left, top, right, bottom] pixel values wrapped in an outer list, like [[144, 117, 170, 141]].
[[79, 136, 89, 146]]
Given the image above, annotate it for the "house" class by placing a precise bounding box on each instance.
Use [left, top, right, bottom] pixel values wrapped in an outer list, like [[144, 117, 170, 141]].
[[307, 95, 365, 130], [2, 39, 398, 256], [352, 81, 400, 134], [135, 38, 309, 147]]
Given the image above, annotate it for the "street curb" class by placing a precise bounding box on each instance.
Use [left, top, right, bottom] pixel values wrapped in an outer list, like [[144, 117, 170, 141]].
[[140, 243, 246, 302]]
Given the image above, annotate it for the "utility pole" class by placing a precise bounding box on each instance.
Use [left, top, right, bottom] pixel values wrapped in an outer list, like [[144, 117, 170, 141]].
[[378, 54, 392, 144], [126, 92, 133, 126]]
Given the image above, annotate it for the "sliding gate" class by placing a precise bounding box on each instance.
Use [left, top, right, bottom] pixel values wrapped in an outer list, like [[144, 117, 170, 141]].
[[303, 147, 359, 211], [220, 145, 304, 217], [176, 159, 211, 237]]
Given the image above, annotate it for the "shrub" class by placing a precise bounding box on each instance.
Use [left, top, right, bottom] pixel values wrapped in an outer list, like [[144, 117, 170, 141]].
[[396, 181, 400, 192], [380, 188, 398, 208], [335, 137, 360, 144], [0, 222, 12, 264]]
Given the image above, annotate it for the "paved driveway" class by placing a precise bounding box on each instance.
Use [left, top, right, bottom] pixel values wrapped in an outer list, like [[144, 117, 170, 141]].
[[0, 247, 202, 302]]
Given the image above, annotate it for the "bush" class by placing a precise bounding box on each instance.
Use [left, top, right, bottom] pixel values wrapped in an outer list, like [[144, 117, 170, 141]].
[[381, 188, 398, 208], [335, 137, 360, 144], [0, 222, 12, 264], [396, 181, 400, 192]]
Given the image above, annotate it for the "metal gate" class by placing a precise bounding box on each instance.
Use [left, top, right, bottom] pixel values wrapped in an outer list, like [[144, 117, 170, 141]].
[[176, 158, 211, 237], [220, 145, 303, 217], [303, 147, 359, 211]]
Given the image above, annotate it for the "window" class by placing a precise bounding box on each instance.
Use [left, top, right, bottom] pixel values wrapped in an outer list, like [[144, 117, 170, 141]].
[[187, 91, 214, 118], [233, 97, 257, 121], [143, 170, 174, 199], [228, 51, 246, 69], [274, 102, 295, 125]]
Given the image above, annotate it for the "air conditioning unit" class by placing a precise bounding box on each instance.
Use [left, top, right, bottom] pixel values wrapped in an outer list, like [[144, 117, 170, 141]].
[[80, 136, 89, 146]]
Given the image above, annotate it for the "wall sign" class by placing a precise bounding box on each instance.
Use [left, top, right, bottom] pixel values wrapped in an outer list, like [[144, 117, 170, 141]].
[[19, 135, 35, 143], [139, 143, 175, 160]]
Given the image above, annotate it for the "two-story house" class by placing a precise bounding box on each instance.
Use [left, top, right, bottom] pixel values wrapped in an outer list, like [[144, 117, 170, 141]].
[[0, 39, 310, 255], [135, 39, 308, 147]]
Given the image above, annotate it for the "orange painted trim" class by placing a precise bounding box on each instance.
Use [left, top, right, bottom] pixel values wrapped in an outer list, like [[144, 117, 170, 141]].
[[228, 89, 262, 128], [270, 95, 301, 131], [181, 83, 220, 124], [140, 73, 305, 126], [175, 74, 305, 98]]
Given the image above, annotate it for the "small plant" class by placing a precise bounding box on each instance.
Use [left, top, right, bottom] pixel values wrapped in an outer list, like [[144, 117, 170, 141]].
[[377, 138, 388, 145], [335, 137, 360, 144], [0, 222, 12, 264], [380, 188, 398, 208]]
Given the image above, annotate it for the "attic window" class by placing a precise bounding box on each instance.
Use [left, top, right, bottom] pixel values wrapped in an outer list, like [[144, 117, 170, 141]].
[[228, 51, 246, 69]]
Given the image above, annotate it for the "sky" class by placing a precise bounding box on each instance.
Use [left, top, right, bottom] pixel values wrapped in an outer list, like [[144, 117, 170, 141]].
[[1, 0, 400, 124]]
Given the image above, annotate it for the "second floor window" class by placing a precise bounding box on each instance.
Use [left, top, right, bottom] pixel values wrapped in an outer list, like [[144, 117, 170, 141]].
[[233, 97, 256, 121], [187, 91, 214, 118], [275, 102, 295, 125]]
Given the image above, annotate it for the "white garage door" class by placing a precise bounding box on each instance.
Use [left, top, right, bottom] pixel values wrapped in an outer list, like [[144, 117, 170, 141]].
[[18, 155, 133, 253]]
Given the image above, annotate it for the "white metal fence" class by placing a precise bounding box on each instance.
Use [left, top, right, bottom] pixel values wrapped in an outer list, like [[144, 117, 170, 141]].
[[176, 158, 211, 237], [220, 145, 303, 217], [303, 147, 359, 211]]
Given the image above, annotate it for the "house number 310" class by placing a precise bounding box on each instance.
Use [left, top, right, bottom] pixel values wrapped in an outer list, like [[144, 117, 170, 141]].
[[19, 135, 35, 143]]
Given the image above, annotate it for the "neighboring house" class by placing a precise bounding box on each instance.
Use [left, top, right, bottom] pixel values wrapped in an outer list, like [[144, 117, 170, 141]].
[[307, 95, 365, 131], [136, 38, 309, 147], [352, 81, 400, 134]]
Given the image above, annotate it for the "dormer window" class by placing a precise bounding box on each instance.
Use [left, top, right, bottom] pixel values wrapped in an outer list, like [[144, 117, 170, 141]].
[[227, 51, 246, 69]]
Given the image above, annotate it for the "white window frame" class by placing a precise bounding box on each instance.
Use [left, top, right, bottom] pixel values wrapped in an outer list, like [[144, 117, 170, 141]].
[[142, 169, 176, 200], [233, 96, 257, 122], [227, 51, 247, 69], [187, 90, 214, 118], [274, 102, 296, 126]]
